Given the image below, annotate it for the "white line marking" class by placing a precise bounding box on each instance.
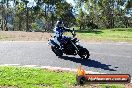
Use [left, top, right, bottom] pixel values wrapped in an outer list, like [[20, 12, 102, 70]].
[[0, 64, 104, 74], [0, 64, 20, 66], [22, 65, 38, 67]]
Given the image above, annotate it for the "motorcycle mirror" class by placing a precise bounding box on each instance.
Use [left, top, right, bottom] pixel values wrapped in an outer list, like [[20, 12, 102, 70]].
[[73, 28, 74, 31], [72, 28, 75, 34]]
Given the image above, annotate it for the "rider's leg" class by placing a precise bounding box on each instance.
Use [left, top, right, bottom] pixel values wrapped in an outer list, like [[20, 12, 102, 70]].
[[54, 37, 60, 46], [57, 37, 64, 49]]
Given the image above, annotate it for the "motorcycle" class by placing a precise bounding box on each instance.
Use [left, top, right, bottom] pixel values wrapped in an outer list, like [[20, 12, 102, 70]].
[[48, 28, 90, 59]]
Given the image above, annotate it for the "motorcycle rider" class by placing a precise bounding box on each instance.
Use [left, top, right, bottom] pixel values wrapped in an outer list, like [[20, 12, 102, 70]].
[[53, 20, 73, 49]]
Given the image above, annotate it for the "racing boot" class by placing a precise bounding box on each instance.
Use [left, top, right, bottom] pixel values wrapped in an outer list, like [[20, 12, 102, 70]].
[[60, 44, 64, 50]]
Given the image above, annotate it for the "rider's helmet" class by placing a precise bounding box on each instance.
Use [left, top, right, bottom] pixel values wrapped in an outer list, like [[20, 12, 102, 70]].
[[55, 20, 64, 28]]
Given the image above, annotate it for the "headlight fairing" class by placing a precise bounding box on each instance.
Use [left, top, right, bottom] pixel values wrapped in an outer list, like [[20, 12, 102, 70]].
[[76, 42, 80, 45]]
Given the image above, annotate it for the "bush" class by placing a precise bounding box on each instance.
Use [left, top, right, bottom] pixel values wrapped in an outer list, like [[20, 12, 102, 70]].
[[31, 23, 40, 31]]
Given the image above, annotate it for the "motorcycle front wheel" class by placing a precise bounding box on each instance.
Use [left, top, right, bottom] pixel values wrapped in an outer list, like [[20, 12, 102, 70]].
[[51, 46, 63, 56], [78, 48, 90, 59]]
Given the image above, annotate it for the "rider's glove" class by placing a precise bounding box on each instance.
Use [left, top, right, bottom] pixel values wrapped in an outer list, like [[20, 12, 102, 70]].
[[70, 30, 73, 33]]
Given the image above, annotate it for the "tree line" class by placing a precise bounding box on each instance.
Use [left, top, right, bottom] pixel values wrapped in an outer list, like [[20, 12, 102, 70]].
[[0, 0, 132, 32], [75, 0, 132, 30]]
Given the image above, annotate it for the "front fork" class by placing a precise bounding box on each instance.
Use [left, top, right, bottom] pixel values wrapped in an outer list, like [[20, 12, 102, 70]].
[[70, 41, 82, 55]]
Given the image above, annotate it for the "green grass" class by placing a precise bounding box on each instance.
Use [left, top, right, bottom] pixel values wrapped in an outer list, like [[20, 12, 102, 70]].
[[0, 66, 126, 88], [75, 28, 132, 42], [0, 66, 76, 88], [0, 34, 9, 40]]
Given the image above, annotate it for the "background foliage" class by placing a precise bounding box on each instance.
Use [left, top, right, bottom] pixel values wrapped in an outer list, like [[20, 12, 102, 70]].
[[0, 0, 131, 31]]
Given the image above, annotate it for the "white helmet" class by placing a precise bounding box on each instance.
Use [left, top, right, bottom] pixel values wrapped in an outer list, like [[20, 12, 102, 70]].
[[55, 20, 64, 27]]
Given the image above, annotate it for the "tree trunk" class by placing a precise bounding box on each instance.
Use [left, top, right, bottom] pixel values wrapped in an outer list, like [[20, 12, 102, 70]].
[[125, 17, 128, 28], [51, 0, 54, 28], [5, 0, 9, 31], [1, 5, 4, 31], [80, 24, 82, 30], [45, 5, 47, 21], [18, 17, 21, 31], [26, 5, 29, 31]]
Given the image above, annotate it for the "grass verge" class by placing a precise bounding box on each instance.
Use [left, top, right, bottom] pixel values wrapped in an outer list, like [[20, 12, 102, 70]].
[[0, 66, 127, 88], [0, 66, 76, 88], [74, 28, 132, 42]]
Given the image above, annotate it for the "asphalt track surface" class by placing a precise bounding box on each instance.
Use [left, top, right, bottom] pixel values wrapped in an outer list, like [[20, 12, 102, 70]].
[[0, 41, 132, 75]]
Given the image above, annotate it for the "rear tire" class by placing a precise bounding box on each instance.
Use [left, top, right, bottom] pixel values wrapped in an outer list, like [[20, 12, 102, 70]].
[[78, 48, 90, 59], [51, 46, 63, 56]]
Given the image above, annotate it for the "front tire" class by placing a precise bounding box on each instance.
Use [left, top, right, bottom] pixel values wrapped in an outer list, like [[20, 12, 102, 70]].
[[51, 46, 63, 56], [78, 48, 90, 59]]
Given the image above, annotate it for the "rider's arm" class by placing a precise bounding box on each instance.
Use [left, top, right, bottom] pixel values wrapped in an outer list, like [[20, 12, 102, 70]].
[[63, 27, 72, 33], [53, 27, 62, 37]]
